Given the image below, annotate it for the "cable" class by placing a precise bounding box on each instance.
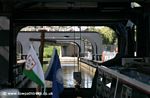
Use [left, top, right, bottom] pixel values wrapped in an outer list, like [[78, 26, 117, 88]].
[[74, 26, 76, 72], [79, 26, 81, 72]]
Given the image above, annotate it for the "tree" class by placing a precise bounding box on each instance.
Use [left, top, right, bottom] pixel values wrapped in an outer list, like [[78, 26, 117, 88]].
[[86, 26, 117, 44], [21, 26, 117, 44]]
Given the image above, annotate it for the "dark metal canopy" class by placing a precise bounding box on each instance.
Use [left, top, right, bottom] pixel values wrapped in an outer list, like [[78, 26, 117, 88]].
[[1, 0, 150, 13], [1, 0, 149, 25]]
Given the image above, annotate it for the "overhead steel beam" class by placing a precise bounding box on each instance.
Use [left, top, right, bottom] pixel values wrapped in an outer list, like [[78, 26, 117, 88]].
[[14, 9, 129, 25]]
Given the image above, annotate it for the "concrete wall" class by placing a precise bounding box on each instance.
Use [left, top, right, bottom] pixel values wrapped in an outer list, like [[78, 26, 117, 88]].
[[61, 43, 78, 57], [17, 31, 103, 60]]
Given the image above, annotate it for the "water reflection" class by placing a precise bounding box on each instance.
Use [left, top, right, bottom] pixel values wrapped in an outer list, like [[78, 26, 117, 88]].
[[62, 66, 76, 88], [62, 63, 93, 88], [27, 63, 94, 88]]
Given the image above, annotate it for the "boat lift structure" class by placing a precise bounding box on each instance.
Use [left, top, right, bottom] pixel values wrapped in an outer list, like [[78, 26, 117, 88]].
[[0, 0, 150, 98]]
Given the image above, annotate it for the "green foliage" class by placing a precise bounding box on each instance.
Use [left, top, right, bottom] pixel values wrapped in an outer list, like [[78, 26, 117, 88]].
[[43, 45, 61, 58], [47, 26, 72, 31], [43, 46, 52, 58], [43, 45, 61, 73], [86, 26, 117, 45]]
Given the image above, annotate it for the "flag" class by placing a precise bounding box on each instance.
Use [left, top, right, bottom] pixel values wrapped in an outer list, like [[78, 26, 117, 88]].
[[23, 45, 45, 87], [45, 48, 64, 98]]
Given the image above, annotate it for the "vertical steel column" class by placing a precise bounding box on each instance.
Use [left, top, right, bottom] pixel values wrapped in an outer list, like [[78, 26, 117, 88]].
[[37, 30, 46, 98], [39, 30, 46, 67], [136, 15, 150, 57], [126, 27, 135, 57]]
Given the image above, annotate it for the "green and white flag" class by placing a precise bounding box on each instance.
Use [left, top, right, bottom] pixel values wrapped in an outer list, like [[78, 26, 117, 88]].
[[23, 45, 45, 87]]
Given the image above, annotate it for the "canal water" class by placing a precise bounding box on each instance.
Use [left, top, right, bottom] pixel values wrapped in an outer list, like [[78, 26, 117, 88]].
[[27, 62, 95, 88]]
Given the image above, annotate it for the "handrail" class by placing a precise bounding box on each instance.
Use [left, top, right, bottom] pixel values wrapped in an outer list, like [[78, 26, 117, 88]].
[[98, 66, 150, 94]]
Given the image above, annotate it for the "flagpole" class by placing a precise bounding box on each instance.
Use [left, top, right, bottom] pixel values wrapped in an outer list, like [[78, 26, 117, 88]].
[[37, 29, 47, 98]]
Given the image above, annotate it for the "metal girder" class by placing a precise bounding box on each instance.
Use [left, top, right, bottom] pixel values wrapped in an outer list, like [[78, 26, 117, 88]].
[[11, 0, 149, 26], [14, 1, 130, 10], [14, 8, 129, 25], [0, 0, 150, 13]]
